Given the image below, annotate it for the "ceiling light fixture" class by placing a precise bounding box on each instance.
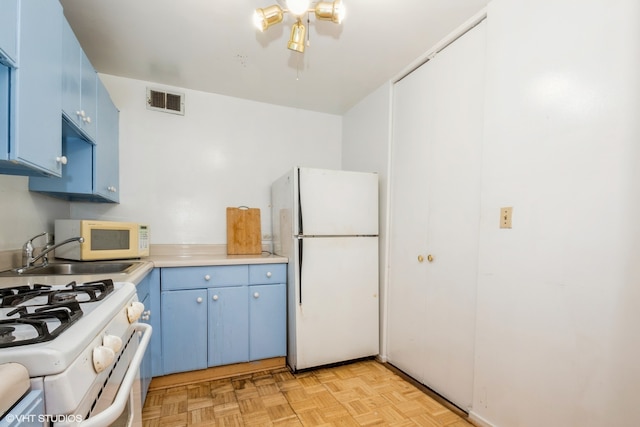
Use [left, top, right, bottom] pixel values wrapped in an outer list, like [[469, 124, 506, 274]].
[[253, 0, 346, 54]]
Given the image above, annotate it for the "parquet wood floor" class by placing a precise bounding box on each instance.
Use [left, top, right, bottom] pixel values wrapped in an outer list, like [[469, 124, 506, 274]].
[[142, 360, 472, 427]]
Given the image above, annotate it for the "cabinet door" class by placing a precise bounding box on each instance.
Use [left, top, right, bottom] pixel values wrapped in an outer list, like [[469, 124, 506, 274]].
[[95, 78, 119, 201], [387, 21, 486, 409], [61, 18, 81, 127], [0, 0, 18, 66], [79, 50, 97, 139], [249, 283, 286, 361], [161, 289, 208, 374], [10, 0, 62, 176], [208, 287, 248, 366]]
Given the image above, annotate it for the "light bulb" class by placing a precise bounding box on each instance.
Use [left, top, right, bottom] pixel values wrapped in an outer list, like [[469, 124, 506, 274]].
[[286, 0, 311, 16]]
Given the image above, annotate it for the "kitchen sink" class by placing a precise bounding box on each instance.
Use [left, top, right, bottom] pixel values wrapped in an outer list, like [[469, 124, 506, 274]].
[[0, 261, 145, 277]]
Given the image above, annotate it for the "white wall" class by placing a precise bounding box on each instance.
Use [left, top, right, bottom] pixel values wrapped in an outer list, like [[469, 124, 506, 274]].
[[0, 175, 69, 251], [341, 82, 392, 360], [471, 0, 640, 426], [71, 75, 342, 244]]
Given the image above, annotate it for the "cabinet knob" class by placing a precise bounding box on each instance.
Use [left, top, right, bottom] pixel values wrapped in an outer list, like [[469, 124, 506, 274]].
[[427, 254, 434, 262], [56, 156, 68, 165], [253, 292, 260, 299], [196, 297, 203, 303], [417, 255, 424, 263], [84, 116, 92, 124], [266, 271, 272, 278], [204, 274, 211, 281], [212, 294, 219, 301], [141, 310, 151, 321], [107, 186, 118, 192], [78, 110, 86, 118]]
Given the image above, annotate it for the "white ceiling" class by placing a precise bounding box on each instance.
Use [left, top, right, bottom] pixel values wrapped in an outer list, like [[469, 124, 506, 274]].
[[58, 0, 489, 115]]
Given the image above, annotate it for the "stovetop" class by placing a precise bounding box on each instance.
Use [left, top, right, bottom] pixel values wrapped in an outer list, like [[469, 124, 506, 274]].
[[0, 280, 115, 348], [0, 280, 137, 377]]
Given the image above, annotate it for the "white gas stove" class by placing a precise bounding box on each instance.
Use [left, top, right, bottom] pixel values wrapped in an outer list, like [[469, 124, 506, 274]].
[[0, 279, 151, 427]]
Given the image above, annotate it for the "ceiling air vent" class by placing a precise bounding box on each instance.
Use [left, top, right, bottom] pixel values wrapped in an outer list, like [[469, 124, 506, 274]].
[[146, 88, 185, 115]]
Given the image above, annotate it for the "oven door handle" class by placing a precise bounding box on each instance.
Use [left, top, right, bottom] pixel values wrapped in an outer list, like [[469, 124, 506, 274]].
[[77, 323, 152, 427]]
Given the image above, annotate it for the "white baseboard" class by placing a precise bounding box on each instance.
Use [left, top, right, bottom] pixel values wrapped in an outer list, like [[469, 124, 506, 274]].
[[468, 411, 496, 427]]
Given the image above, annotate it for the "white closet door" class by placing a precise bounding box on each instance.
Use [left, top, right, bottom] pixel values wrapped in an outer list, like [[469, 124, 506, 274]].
[[387, 45, 434, 383], [387, 20, 486, 410]]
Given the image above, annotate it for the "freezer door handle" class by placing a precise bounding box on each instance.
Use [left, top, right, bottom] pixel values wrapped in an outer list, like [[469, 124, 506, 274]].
[[298, 238, 303, 305]]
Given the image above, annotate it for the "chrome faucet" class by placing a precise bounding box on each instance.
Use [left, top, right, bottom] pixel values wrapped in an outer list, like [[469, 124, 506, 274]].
[[22, 232, 49, 268], [22, 236, 85, 270]]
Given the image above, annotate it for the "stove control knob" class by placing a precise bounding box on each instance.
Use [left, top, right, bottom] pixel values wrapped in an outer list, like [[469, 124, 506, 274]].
[[103, 335, 123, 353], [93, 346, 116, 373], [127, 301, 145, 323]]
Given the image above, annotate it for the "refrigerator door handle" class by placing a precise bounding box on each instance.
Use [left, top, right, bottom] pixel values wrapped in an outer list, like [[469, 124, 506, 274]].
[[298, 238, 303, 305], [297, 168, 304, 235]]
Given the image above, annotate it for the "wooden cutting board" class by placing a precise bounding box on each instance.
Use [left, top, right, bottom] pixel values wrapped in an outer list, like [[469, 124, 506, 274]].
[[226, 207, 262, 255]]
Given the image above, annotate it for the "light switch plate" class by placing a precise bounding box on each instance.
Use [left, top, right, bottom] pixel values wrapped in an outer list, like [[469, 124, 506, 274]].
[[500, 207, 513, 229]]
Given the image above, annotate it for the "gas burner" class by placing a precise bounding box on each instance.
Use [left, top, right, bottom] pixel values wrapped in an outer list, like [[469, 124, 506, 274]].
[[48, 292, 78, 305], [0, 326, 15, 344]]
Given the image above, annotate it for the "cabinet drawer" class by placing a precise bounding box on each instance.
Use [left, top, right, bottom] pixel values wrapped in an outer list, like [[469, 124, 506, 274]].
[[161, 265, 249, 290], [249, 264, 286, 285]]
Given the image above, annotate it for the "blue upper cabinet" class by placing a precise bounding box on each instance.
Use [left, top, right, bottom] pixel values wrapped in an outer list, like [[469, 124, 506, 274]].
[[95, 78, 119, 202], [0, 0, 64, 177], [29, 32, 119, 202], [61, 19, 97, 141], [0, 0, 19, 66]]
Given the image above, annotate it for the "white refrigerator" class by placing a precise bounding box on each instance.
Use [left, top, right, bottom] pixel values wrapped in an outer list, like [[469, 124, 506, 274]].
[[271, 167, 379, 371]]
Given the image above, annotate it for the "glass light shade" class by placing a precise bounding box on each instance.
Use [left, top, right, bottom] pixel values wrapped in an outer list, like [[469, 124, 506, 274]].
[[314, 0, 345, 23], [253, 5, 284, 31], [287, 20, 306, 53], [286, 0, 311, 16]]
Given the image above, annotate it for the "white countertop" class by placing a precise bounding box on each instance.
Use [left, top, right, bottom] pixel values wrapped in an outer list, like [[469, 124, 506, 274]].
[[148, 243, 287, 268], [0, 245, 287, 288]]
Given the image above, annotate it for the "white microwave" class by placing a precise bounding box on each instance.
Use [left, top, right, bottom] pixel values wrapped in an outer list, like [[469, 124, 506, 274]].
[[54, 220, 150, 261]]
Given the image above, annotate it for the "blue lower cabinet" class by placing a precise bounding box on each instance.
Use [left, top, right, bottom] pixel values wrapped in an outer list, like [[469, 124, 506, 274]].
[[249, 283, 286, 360], [158, 263, 286, 376], [208, 287, 248, 367], [161, 289, 208, 374]]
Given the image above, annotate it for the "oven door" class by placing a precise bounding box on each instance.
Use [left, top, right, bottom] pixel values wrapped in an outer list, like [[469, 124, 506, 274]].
[[68, 323, 151, 427]]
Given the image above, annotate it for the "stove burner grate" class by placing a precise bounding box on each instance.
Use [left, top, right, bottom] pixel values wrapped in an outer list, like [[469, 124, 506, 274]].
[[0, 284, 53, 307], [0, 279, 115, 348], [0, 301, 83, 348]]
